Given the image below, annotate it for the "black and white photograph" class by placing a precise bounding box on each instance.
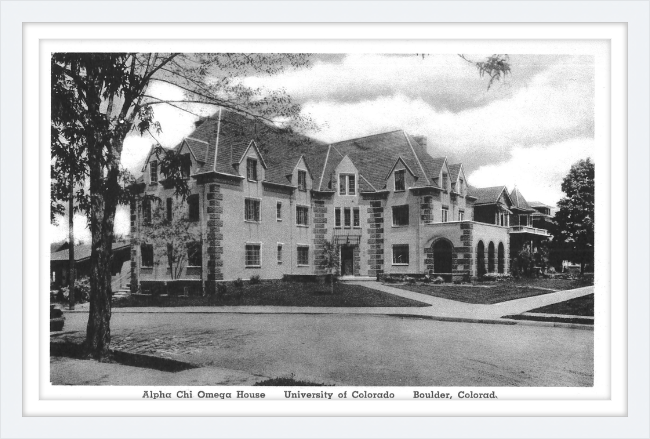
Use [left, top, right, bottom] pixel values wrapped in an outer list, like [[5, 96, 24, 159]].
[[48, 50, 597, 389]]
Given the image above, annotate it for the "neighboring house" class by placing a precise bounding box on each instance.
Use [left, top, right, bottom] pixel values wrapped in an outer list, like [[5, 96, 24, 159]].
[[528, 200, 556, 230], [129, 108, 514, 293], [471, 185, 551, 272], [50, 242, 131, 289]]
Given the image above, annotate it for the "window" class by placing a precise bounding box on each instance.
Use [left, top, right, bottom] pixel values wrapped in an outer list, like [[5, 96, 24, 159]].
[[459, 210, 465, 221], [150, 160, 158, 183], [296, 205, 309, 226], [246, 158, 258, 181], [298, 170, 307, 191], [392, 205, 409, 226], [344, 208, 351, 228], [141, 244, 154, 267], [442, 173, 449, 191], [181, 154, 191, 179], [458, 178, 465, 196], [143, 198, 152, 225], [335, 208, 341, 228], [187, 242, 202, 267], [392, 244, 409, 265], [245, 198, 261, 222], [188, 194, 200, 222], [276, 201, 282, 221], [441, 207, 449, 223], [277, 244, 283, 263], [166, 198, 173, 222], [394, 169, 405, 191], [245, 244, 261, 267], [339, 174, 356, 195], [353, 208, 360, 227], [297, 246, 309, 266]]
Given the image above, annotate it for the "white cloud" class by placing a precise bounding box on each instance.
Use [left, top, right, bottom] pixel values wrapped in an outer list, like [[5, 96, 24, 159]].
[[467, 138, 595, 207]]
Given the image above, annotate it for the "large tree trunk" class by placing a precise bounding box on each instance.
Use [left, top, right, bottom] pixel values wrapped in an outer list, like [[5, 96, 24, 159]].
[[68, 170, 75, 310]]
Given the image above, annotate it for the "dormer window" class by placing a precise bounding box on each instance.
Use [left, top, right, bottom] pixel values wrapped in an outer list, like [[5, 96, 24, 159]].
[[298, 170, 307, 191], [150, 160, 158, 184], [181, 154, 191, 179], [442, 173, 449, 192], [459, 178, 465, 195], [247, 158, 258, 181], [339, 174, 356, 195], [394, 170, 405, 192]]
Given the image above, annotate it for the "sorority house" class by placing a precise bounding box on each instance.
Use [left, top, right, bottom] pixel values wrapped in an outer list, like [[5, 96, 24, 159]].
[[129, 109, 550, 295]]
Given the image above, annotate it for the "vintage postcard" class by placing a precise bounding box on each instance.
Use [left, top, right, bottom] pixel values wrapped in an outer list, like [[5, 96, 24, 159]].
[[25, 23, 624, 418]]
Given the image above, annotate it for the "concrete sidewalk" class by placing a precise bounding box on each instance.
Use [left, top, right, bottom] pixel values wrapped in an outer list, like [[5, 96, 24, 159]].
[[63, 282, 594, 328]]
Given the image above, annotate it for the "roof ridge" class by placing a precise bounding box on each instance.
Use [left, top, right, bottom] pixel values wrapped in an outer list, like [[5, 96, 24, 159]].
[[186, 136, 209, 144], [359, 173, 377, 191], [403, 131, 431, 185], [212, 107, 223, 173], [318, 145, 332, 191], [329, 129, 403, 145]]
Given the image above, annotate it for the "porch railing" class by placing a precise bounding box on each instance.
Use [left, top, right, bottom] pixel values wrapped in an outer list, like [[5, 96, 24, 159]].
[[509, 225, 550, 236]]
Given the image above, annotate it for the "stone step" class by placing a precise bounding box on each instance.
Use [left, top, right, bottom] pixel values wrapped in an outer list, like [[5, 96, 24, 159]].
[[339, 276, 376, 282]]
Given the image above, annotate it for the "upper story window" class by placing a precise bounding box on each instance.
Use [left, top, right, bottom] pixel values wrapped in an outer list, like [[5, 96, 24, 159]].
[[187, 242, 202, 267], [442, 173, 449, 192], [141, 244, 154, 267], [246, 158, 258, 181], [150, 160, 158, 184], [335, 208, 341, 228], [441, 207, 449, 223], [422, 196, 434, 224], [353, 208, 360, 228], [458, 178, 465, 196], [166, 198, 173, 222], [143, 198, 152, 225], [296, 205, 309, 226], [394, 170, 405, 192], [459, 210, 465, 221], [344, 208, 351, 228], [392, 205, 409, 226], [188, 194, 200, 222], [298, 170, 307, 191], [339, 174, 356, 195], [276, 201, 282, 221], [181, 154, 191, 179], [245, 198, 261, 222]]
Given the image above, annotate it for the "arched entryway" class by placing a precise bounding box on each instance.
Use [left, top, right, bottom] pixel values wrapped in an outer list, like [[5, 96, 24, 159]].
[[433, 239, 453, 281], [498, 242, 505, 273], [476, 240, 486, 278], [487, 241, 495, 273]]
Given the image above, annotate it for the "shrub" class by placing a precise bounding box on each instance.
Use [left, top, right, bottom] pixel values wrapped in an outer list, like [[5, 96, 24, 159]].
[[250, 275, 261, 285], [233, 278, 244, 288], [481, 272, 512, 282], [60, 276, 91, 303], [216, 283, 228, 297], [432, 276, 444, 284]]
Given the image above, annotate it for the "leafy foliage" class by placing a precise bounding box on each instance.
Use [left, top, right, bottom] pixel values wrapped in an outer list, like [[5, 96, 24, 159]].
[[319, 240, 340, 295], [553, 158, 595, 273], [458, 54, 511, 90], [139, 199, 202, 280]]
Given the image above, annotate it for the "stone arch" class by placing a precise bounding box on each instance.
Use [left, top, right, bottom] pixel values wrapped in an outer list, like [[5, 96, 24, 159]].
[[476, 240, 486, 278], [498, 242, 505, 273], [487, 241, 495, 273]]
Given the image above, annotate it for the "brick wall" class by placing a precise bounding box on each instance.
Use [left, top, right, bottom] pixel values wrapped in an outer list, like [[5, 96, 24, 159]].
[[205, 183, 223, 294]]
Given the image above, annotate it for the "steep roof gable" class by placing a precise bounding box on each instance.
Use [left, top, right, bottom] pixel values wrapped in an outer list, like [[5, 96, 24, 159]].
[[470, 185, 512, 206], [509, 187, 535, 211]]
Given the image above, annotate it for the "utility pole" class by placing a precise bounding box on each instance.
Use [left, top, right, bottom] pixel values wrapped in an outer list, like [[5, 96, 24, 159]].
[[68, 162, 75, 310]]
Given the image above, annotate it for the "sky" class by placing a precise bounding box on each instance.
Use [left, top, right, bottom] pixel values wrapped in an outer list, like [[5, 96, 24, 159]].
[[51, 53, 595, 243]]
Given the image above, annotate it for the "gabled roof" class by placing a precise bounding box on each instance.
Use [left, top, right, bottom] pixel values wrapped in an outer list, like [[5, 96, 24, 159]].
[[320, 130, 437, 192], [448, 163, 462, 183], [470, 185, 511, 205], [509, 187, 536, 211], [528, 200, 553, 209], [51, 242, 130, 262]]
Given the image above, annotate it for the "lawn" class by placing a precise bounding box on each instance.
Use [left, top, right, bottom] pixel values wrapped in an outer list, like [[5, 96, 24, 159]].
[[393, 282, 554, 305], [112, 281, 430, 308], [506, 278, 593, 291], [527, 294, 594, 316]]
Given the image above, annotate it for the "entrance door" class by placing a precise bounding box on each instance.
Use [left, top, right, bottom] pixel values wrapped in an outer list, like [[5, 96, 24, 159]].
[[341, 246, 354, 276], [433, 240, 453, 281]]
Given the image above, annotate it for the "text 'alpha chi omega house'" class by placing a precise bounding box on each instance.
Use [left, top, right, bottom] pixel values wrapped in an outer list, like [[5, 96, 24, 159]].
[[129, 108, 551, 295]]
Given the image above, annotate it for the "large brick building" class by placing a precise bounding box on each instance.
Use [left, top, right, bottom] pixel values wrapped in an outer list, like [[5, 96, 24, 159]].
[[129, 109, 528, 294]]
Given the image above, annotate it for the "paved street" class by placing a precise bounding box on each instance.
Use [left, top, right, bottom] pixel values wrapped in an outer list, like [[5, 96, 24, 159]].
[[54, 312, 593, 387]]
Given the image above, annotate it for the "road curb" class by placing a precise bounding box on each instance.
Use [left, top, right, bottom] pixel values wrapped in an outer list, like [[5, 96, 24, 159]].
[[387, 314, 594, 330]]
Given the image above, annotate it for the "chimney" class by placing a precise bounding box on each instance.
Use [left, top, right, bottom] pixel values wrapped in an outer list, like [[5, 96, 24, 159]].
[[413, 135, 427, 148]]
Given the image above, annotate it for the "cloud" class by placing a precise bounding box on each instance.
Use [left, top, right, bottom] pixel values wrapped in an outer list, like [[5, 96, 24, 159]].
[[467, 138, 595, 206]]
